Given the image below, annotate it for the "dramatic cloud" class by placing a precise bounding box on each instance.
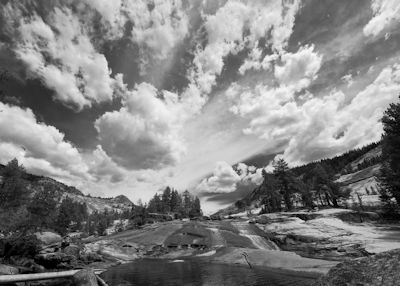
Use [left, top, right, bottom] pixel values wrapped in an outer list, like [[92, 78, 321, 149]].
[[0, 102, 89, 181], [87, 145, 126, 183], [190, 0, 301, 93], [95, 81, 186, 170], [2, 0, 400, 213], [228, 63, 400, 166], [364, 0, 400, 37], [274, 45, 322, 91], [196, 161, 265, 194], [2, 3, 116, 110], [1, 0, 191, 109], [196, 161, 241, 193]]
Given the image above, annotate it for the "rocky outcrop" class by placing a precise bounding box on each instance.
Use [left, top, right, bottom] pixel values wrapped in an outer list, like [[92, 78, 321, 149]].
[[35, 232, 62, 245], [315, 249, 400, 286], [254, 209, 400, 260]]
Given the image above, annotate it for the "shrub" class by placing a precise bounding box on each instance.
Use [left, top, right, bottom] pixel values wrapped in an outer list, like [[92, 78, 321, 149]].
[[0, 234, 41, 259]]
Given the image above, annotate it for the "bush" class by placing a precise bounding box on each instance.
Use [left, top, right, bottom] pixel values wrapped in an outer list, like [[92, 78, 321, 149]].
[[0, 234, 41, 259]]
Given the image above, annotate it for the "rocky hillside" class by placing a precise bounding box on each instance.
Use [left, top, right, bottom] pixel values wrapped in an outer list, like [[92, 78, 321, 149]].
[[215, 143, 382, 217], [0, 164, 134, 214]]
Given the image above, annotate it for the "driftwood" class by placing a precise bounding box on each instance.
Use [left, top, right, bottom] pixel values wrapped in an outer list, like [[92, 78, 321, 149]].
[[0, 269, 106, 284]]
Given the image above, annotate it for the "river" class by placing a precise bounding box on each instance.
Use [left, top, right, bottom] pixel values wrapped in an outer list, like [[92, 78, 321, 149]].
[[100, 259, 318, 286]]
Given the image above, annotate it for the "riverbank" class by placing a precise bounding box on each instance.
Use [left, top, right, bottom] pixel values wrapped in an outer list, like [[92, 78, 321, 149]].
[[3, 208, 400, 283], [77, 209, 400, 275]]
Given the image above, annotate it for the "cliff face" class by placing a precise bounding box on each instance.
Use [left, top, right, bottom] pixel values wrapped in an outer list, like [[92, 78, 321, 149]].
[[0, 163, 134, 214]]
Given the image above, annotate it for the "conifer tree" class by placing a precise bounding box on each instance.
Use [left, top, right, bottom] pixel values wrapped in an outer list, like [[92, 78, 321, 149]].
[[379, 96, 400, 205]]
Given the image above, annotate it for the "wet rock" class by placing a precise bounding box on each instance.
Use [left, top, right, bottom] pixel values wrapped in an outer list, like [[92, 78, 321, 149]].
[[0, 263, 18, 275], [315, 249, 400, 285]]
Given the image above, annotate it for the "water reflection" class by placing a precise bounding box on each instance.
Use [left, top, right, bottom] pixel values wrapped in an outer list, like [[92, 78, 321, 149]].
[[101, 259, 317, 286]]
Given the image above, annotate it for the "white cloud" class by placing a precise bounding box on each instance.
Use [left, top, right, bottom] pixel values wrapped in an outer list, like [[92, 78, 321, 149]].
[[190, 0, 301, 94], [195, 161, 266, 194], [87, 145, 126, 183], [274, 45, 322, 91], [2, 4, 116, 110], [1, 0, 191, 110], [0, 102, 89, 182], [228, 63, 400, 166], [364, 0, 400, 37], [341, 74, 354, 87], [226, 83, 303, 142], [83, 0, 190, 74], [196, 161, 241, 193], [235, 162, 264, 185], [124, 0, 189, 62], [95, 82, 187, 170]]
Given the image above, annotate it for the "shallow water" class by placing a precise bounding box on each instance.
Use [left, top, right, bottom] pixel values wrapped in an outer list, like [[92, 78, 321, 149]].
[[101, 259, 317, 286]]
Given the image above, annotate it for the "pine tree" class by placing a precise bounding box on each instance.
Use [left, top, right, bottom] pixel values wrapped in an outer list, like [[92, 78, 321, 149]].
[[56, 197, 73, 235], [379, 96, 400, 205], [273, 159, 295, 211], [170, 190, 181, 213], [161, 187, 172, 213], [27, 185, 57, 230], [0, 158, 28, 209]]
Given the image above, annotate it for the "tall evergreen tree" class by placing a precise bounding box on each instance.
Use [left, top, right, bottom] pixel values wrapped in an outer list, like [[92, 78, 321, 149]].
[[27, 186, 57, 229], [0, 158, 28, 209], [273, 159, 295, 211], [379, 96, 400, 205], [161, 187, 172, 212]]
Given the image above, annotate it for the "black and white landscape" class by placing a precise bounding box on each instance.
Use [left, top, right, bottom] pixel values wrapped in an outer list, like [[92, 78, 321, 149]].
[[1, 0, 400, 285]]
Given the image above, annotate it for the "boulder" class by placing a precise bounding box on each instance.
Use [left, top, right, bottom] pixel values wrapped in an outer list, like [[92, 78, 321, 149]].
[[35, 232, 62, 245], [72, 269, 98, 286], [0, 264, 18, 275], [315, 249, 400, 285], [63, 244, 80, 258], [34, 252, 77, 269]]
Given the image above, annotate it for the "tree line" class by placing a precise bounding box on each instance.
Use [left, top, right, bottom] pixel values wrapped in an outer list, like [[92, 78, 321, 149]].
[[0, 159, 202, 236], [235, 158, 351, 213]]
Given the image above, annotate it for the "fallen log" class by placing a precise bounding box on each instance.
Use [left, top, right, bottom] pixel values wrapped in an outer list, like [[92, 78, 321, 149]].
[[0, 269, 105, 284]]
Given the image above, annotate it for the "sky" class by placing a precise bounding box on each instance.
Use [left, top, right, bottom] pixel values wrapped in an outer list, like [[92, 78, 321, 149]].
[[0, 0, 400, 214]]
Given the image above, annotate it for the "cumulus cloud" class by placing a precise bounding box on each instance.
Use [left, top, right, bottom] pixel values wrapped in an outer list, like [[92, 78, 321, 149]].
[[83, 0, 190, 74], [190, 0, 301, 94], [124, 1, 189, 64], [196, 161, 241, 193], [228, 63, 400, 166], [95, 81, 187, 170], [235, 162, 264, 185], [0, 102, 89, 182], [87, 145, 126, 183], [364, 0, 400, 37], [2, 3, 116, 110], [274, 45, 322, 91], [1, 0, 191, 110], [196, 161, 265, 194]]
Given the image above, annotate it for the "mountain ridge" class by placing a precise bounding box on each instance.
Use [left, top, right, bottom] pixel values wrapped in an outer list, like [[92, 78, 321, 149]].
[[0, 163, 134, 214]]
